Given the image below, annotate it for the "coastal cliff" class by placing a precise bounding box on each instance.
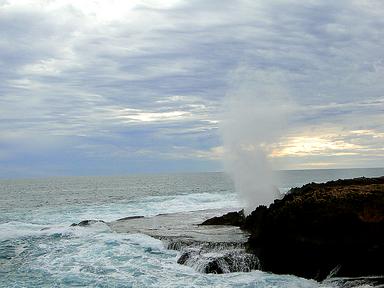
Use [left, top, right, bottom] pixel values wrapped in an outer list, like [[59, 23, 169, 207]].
[[202, 176, 384, 281]]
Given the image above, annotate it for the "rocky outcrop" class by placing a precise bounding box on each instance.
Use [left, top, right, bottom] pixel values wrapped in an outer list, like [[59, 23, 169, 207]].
[[201, 176, 384, 281]]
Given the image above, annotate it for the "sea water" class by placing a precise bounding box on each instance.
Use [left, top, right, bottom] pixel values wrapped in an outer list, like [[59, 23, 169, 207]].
[[1, 168, 383, 287]]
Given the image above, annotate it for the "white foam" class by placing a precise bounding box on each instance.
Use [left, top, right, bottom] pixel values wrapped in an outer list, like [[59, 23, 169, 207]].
[[0, 188, 334, 287]]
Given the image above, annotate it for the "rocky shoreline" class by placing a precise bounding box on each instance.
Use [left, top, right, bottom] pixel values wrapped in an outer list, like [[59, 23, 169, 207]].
[[108, 209, 260, 274], [201, 176, 384, 283], [70, 176, 384, 286]]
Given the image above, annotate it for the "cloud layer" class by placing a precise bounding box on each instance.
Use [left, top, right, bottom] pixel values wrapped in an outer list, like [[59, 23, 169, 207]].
[[1, 0, 383, 177]]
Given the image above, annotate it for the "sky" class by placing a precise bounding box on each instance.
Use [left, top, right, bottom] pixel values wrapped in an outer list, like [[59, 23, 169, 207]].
[[0, 0, 383, 178]]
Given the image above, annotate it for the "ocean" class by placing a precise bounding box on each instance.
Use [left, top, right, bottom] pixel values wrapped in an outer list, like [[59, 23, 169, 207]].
[[1, 168, 383, 287]]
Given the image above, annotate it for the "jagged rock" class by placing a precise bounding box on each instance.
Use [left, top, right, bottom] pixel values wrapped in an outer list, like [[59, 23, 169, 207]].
[[246, 176, 384, 281], [201, 176, 384, 282]]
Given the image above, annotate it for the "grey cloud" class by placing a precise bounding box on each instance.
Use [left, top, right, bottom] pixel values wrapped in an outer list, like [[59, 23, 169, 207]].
[[1, 0, 383, 176]]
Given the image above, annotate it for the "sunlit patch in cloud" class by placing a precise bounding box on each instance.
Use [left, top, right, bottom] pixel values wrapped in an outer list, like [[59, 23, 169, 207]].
[[271, 136, 362, 158], [192, 146, 225, 160], [350, 129, 384, 138], [269, 126, 384, 167], [114, 108, 191, 123]]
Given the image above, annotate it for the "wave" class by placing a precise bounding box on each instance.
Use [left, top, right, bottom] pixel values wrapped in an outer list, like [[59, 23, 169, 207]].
[[1, 192, 241, 229], [1, 220, 324, 288]]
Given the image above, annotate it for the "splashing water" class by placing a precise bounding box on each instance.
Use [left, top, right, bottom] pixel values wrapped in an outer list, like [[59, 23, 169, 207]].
[[221, 68, 293, 213]]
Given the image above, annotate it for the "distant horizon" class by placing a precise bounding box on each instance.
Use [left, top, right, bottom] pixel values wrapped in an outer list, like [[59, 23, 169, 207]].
[[1, 166, 383, 181]]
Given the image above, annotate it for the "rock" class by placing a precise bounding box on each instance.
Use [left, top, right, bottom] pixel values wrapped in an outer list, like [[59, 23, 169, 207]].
[[201, 176, 384, 282], [108, 209, 258, 274], [110, 209, 248, 245], [70, 219, 106, 227], [176, 248, 260, 274], [200, 210, 245, 226], [177, 251, 192, 265], [248, 176, 384, 281], [204, 260, 224, 274], [116, 215, 144, 221]]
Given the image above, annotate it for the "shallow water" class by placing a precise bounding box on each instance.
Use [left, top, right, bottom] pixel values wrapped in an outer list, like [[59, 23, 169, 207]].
[[1, 169, 383, 287]]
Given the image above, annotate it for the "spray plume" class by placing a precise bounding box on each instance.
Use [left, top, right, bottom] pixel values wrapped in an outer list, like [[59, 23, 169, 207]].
[[220, 68, 292, 214]]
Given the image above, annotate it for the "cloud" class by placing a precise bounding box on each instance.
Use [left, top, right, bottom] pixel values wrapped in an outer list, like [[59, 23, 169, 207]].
[[0, 0, 384, 177]]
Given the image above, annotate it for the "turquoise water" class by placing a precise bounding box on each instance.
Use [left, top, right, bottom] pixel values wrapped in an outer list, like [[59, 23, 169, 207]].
[[1, 169, 383, 287]]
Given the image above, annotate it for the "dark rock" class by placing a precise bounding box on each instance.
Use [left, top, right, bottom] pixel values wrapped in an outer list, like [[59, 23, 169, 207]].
[[116, 215, 144, 221], [204, 260, 224, 274], [200, 210, 245, 226], [200, 176, 384, 282], [70, 220, 106, 227], [175, 246, 260, 274], [177, 251, 192, 265], [200, 251, 260, 274], [244, 176, 384, 281]]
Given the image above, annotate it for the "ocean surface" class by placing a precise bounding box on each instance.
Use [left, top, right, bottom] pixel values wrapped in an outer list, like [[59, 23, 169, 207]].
[[1, 168, 383, 287]]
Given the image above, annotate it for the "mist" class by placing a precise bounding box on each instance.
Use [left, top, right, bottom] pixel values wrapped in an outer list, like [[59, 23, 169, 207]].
[[221, 68, 292, 214]]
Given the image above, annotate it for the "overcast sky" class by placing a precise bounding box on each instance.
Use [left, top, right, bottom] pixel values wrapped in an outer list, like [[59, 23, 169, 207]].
[[1, 0, 383, 178]]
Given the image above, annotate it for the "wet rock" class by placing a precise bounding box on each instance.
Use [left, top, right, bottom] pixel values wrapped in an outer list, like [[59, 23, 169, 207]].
[[177, 251, 192, 265], [109, 209, 255, 274], [70, 220, 106, 227], [176, 246, 260, 274], [116, 215, 144, 221], [204, 260, 224, 274], [200, 210, 245, 226]]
